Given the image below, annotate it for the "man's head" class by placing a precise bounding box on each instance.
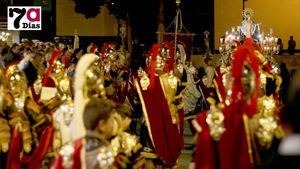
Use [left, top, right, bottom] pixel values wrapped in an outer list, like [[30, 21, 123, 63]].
[[54, 37, 60, 43], [33, 51, 44, 64], [83, 99, 115, 139], [115, 103, 132, 131], [290, 36, 294, 40], [11, 43, 20, 55], [134, 37, 139, 44]]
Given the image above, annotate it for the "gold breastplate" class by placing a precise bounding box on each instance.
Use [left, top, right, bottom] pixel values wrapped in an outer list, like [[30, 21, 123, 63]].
[[49, 73, 72, 101], [160, 73, 180, 124]]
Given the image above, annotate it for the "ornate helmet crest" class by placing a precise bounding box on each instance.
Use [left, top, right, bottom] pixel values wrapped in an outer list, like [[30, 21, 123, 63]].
[[71, 53, 106, 140]]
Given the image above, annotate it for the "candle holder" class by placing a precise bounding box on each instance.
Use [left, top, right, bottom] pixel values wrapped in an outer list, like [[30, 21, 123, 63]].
[[219, 26, 241, 64], [258, 28, 280, 74], [259, 28, 279, 56]]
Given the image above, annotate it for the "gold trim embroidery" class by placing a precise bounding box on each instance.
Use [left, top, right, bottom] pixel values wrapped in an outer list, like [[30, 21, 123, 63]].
[[243, 114, 253, 164]]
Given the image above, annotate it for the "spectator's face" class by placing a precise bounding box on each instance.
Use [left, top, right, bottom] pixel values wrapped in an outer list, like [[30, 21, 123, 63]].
[[97, 114, 114, 140], [12, 46, 20, 54], [33, 54, 44, 65]]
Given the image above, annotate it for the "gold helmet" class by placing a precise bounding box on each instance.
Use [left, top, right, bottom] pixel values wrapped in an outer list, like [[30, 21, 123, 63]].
[[47, 58, 71, 102], [52, 59, 65, 75], [102, 42, 118, 61], [84, 64, 106, 99], [146, 44, 165, 72], [147, 42, 175, 73], [101, 42, 120, 73], [5, 63, 27, 91], [241, 64, 256, 100]]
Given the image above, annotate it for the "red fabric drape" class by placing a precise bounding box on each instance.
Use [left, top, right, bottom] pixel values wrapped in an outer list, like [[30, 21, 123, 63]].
[[194, 112, 216, 169], [194, 39, 260, 169], [6, 124, 54, 169], [42, 76, 56, 88], [71, 139, 83, 169], [61, 55, 71, 69], [230, 39, 260, 118], [6, 127, 22, 169], [194, 107, 252, 169], [20, 124, 54, 169], [138, 76, 184, 167], [51, 155, 64, 169], [42, 50, 64, 87], [217, 105, 252, 169], [162, 33, 193, 60], [51, 138, 83, 169]]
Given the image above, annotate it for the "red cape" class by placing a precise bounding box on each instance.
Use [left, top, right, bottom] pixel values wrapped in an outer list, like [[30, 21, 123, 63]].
[[194, 106, 252, 169], [6, 123, 54, 169], [135, 75, 184, 167]]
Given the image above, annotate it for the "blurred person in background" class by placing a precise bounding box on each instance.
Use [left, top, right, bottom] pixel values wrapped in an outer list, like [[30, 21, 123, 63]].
[[277, 38, 283, 55], [259, 71, 300, 169], [280, 63, 290, 105], [288, 36, 296, 55]]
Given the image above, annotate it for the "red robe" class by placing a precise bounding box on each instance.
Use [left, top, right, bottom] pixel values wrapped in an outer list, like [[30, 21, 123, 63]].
[[52, 138, 83, 169], [195, 40, 261, 169], [6, 123, 54, 169], [194, 104, 252, 169], [135, 75, 184, 167]]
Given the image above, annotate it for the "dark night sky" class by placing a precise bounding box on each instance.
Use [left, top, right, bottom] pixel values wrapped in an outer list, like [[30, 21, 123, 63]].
[[130, 0, 214, 50]]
